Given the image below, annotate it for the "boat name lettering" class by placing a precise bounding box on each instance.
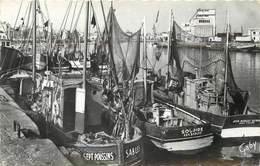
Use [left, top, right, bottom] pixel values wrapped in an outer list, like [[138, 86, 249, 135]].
[[181, 127, 203, 137], [233, 119, 260, 125], [0, 95, 8, 103], [82, 152, 115, 161], [125, 145, 141, 159]]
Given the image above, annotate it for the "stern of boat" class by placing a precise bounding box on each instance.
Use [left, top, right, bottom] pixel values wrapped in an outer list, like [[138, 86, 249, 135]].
[[221, 114, 260, 139], [145, 122, 214, 154]]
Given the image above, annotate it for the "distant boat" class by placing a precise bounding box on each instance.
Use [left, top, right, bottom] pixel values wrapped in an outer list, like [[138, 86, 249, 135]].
[[20, 53, 46, 71], [235, 43, 256, 52], [0, 34, 21, 75], [0, 46, 21, 75]]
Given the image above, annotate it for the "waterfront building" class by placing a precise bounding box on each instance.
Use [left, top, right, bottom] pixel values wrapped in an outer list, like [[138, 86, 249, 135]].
[[182, 9, 216, 38], [248, 28, 260, 42], [208, 36, 222, 42], [235, 36, 252, 42]]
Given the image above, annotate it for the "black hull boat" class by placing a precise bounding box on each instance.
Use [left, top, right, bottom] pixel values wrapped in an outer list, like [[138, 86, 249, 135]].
[[84, 77, 213, 155], [154, 89, 260, 140], [133, 80, 213, 154], [0, 46, 21, 74], [20, 54, 46, 71], [13, 74, 144, 166]]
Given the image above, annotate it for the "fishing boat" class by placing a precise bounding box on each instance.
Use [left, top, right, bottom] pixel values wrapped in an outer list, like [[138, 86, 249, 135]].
[[130, 11, 213, 154], [7, 1, 144, 165], [234, 43, 256, 52], [153, 12, 260, 140], [133, 79, 213, 154], [20, 53, 47, 71], [0, 32, 21, 75]]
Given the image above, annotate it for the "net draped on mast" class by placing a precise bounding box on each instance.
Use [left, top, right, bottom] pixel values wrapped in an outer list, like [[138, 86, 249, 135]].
[[168, 19, 184, 90], [226, 51, 249, 114], [100, 7, 141, 139], [106, 8, 141, 84], [173, 20, 248, 113]]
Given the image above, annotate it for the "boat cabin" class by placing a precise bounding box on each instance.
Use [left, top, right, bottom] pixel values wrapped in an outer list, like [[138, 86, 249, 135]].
[[184, 76, 223, 114], [134, 80, 184, 127], [0, 33, 11, 47]]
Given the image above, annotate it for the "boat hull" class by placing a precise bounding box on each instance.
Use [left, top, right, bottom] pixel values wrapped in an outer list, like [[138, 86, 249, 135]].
[[153, 91, 260, 140], [18, 79, 144, 166], [148, 134, 213, 154], [0, 46, 20, 74], [46, 123, 144, 166], [21, 54, 46, 71], [141, 120, 213, 154], [221, 115, 260, 139]]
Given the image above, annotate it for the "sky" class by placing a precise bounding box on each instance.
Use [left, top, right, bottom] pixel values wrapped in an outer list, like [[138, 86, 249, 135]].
[[1, 0, 260, 34]]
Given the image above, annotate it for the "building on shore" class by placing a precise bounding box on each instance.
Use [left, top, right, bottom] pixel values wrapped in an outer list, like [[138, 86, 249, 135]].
[[182, 9, 216, 38], [248, 28, 260, 42]]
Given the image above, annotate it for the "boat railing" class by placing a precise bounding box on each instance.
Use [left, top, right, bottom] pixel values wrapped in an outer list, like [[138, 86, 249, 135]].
[[161, 117, 183, 127]]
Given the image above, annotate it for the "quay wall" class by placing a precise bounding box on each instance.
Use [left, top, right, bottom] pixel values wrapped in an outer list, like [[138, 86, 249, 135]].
[[0, 86, 72, 166]]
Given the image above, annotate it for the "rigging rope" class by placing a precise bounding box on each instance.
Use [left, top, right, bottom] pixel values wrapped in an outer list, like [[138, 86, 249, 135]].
[[69, 1, 78, 32], [44, 0, 50, 20], [50, 0, 72, 54], [19, 1, 32, 49], [14, 0, 24, 29], [72, 0, 84, 32], [62, 1, 72, 31]]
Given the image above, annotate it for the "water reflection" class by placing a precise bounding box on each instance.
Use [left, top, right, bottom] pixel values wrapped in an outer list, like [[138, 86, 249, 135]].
[[145, 138, 260, 165]]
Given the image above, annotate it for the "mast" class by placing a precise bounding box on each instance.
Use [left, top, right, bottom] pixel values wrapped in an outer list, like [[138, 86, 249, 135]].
[[223, 11, 229, 111], [143, 16, 147, 103], [100, 1, 111, 88], [166, 9, 172, 89], [199, 45, 202, 78], [75, 0, 89, 134], [83, 1, 90, 90], [100, 1, 129, 139], [32, 0, 37, 88]]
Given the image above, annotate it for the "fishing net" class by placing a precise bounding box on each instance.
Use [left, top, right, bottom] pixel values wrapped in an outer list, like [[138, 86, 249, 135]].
[[175, 21, 248, 113], [160, 21, 225, 93], [107, 8, 141, 83]]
